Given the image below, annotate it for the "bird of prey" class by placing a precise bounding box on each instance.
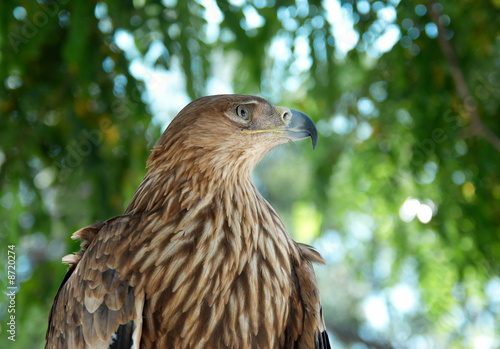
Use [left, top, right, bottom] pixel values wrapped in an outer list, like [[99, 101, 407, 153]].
[[46, 94, 330, 349]]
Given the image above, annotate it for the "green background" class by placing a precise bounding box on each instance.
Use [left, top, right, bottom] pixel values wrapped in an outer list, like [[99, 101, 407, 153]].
[[1, 0, 499, 348]]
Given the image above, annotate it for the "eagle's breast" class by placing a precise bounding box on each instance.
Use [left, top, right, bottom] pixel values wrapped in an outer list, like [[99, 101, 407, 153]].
[[129, 179, 298, 348]]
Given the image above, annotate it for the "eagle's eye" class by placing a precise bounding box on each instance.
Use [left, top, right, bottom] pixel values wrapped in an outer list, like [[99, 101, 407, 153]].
[[235, 105, 250, 120]]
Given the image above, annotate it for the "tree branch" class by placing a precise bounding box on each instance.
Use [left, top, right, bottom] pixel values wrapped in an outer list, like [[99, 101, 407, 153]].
[[427, 0, 500, 153]]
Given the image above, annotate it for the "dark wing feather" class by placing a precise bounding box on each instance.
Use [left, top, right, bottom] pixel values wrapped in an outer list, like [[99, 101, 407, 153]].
[[319, 327, 332, 349], [109, 321, 134, 349]]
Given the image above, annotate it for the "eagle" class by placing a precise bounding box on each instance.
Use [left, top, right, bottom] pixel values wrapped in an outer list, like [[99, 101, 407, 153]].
[[46, 94, 330, 349]]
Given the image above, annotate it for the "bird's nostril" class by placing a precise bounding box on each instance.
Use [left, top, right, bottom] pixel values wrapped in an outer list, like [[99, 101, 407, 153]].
[[282, 112, 291, 124]]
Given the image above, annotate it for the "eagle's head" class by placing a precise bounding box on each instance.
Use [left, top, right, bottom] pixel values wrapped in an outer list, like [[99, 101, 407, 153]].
[[150, 94, 317, 174]]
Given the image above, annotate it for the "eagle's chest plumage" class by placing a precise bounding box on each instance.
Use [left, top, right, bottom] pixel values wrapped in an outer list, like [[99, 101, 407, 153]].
[[129, 186, 297, 348]]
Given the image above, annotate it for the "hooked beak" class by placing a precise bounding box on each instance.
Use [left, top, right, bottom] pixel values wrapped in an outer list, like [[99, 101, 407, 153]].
[[281, 109, 318, 150], [242, 108, 318, 149]]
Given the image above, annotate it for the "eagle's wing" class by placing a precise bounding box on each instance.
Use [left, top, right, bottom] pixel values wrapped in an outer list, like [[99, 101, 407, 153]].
[[288, 243, 331, 349], [46, 217, 145, 349]]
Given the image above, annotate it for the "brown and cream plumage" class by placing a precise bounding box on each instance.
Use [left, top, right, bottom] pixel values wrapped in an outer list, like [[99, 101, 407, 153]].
[[46, 94, 330, 349]]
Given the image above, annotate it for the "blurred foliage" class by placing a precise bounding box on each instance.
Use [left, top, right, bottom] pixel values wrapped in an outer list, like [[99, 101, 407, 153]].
[[1, 0, 499, 348]]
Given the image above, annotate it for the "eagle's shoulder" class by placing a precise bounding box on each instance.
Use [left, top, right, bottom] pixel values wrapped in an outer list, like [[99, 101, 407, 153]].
[[297, 243, 326, 265], [61, 221, 105, 270], [288, 243, 331, 349], [46, 214, 146, 349]]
